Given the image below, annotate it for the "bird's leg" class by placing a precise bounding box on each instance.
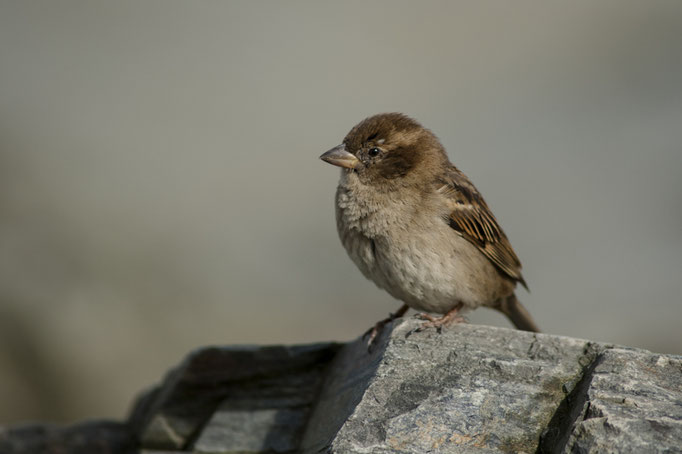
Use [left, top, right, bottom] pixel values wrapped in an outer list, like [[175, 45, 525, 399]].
[[415, 303, 466, 333], [364, 303, 409, 348]]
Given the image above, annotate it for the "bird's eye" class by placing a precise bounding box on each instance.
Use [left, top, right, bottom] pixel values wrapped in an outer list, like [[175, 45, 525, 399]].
[[368, 147, 381, 157]]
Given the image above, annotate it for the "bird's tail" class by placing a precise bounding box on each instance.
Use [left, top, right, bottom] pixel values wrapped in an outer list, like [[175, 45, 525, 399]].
[[494, 293, 540, 333]]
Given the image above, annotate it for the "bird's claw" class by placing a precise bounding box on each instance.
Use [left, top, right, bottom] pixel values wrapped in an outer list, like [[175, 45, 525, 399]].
[[363, 304, 409, 351], [409, 307, 467, 335]]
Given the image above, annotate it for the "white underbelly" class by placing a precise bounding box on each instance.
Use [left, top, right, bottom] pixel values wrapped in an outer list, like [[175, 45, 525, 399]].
[[374, 231, 484, 312], [340, 220, 494, 314]]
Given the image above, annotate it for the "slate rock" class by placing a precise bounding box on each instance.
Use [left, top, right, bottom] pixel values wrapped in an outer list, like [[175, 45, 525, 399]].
[[2, 319, 681, 454], [561, 348, 682, 453], [301, 319, 599, 453], [299, 319, 682, 453], [131, 342, 341, 451], [0, 420, 135, 454]]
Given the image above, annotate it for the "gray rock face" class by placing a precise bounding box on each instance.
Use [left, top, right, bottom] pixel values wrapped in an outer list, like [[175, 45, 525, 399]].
[[0, 420, 135, 454], [1, 319, 680, 453], [131, 342, 342, 452], [560, 348, 682, 453], [302, 320, 595, 453], [301, 320, 682, 454]]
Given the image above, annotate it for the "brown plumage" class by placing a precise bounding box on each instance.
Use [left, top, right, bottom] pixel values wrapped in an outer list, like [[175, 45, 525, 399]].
[[438, 167, 528, 289], [320, 113, 539, 338]]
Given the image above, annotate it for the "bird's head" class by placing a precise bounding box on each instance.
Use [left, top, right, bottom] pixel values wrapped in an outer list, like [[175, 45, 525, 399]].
[[320, 113, 447, 185]]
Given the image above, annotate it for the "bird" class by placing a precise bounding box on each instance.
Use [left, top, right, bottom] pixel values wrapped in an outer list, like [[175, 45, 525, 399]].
[[319, 112, 539, 343]]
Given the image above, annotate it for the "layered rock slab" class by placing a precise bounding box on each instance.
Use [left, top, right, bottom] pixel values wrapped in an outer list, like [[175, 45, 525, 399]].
[[301, 320, 682, 454], [302, 321, 595, 453], [131, 342, 342, 452], [1, 319, 680, 453], [560, 348, 682, 453]]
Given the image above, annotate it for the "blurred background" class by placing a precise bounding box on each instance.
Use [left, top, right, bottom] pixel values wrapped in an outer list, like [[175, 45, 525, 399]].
[[1, 0, 681, 424]]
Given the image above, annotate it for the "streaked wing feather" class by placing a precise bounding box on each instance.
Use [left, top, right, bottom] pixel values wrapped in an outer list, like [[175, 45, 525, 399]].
[[438, 167, 527, 289]]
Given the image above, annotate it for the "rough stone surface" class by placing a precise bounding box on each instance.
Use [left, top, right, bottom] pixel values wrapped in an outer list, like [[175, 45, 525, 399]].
[[1, 319, 680, 453], [302, 320, 597, 453], [301, 320, 682, 453], [560, 348, 682, 454]]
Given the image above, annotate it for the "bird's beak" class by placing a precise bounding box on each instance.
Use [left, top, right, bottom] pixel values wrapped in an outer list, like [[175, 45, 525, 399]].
[[320, 144, 359, 170]]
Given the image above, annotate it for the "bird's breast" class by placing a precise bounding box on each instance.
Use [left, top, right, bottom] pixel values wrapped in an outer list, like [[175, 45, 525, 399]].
[[334, 178, 511, 312]]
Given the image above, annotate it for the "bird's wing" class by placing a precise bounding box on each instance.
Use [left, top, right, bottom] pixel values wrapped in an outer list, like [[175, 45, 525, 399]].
[[436, 166, 527, 289]]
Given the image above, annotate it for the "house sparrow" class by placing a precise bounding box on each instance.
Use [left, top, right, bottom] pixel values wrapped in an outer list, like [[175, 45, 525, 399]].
[[320, 113, 539, 342]]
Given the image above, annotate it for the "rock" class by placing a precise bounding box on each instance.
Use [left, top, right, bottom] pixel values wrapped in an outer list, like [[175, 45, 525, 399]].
[[193, 405, 305, 453], [300, 320, 682, 453], [1, 319, 680, 453], [0, 420, 135, 454], [131, 342, 341, 451], [558, 348, 682, 453], [301, 320, 597, 453], [303, 320, 682, 454]]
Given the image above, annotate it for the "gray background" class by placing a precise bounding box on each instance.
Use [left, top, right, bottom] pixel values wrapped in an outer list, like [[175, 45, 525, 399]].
[[1, 1, 681, 423]]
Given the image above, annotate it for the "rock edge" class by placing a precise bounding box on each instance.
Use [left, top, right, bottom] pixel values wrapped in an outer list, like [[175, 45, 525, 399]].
[[1, 319, 680, 454]]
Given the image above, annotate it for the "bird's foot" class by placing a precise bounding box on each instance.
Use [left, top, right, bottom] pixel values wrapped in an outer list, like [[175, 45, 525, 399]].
[[411, 304, 466, 335], [363, 304, 409, 351]]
